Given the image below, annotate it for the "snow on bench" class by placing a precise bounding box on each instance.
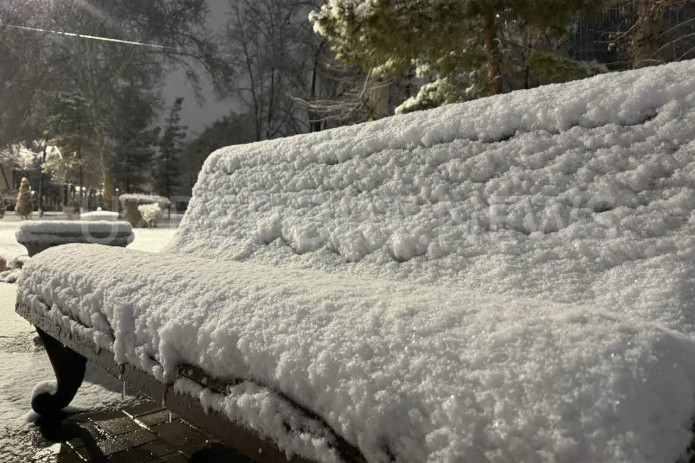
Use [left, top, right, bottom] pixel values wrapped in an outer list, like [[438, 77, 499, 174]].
[[168, 60, 695, 335], [17, 60, 695, 463]]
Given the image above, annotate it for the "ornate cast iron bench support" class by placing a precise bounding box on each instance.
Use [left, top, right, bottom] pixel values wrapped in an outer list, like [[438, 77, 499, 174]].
[[32, 328, 87, 417]]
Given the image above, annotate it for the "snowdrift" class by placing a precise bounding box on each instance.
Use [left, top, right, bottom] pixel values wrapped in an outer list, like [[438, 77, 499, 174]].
[[20, 60, 695, 462]]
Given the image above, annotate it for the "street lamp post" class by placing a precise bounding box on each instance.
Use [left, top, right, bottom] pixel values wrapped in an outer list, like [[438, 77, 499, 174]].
[[38, 144, 46, 213]]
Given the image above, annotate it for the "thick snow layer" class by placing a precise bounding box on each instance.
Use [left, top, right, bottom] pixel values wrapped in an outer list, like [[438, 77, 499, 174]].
[[80, 208, 120, 221], [169, 60, 695, 335], [19, 246, 695, 463], [174, 378, 343, 462], [17, 61, 695, 462], [119, 194, 169, 206]]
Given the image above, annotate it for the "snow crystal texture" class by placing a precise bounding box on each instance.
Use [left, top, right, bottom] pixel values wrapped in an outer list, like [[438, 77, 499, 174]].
[[168, 61, 695, 335], [20, 246, 695, 463], [18, 61, 695, 463]]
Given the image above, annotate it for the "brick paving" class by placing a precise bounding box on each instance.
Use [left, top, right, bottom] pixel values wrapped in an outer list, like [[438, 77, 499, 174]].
[[26, 402, 254, 463]]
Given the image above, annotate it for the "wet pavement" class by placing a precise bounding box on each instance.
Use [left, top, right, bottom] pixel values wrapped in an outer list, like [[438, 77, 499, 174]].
[[24, 403, 252, 463]]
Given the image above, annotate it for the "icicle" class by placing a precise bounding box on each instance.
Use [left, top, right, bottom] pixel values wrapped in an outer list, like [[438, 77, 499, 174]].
[[122, 381, 126, 400], [168, 411, 172, 424], [161, 383, 169, 408]]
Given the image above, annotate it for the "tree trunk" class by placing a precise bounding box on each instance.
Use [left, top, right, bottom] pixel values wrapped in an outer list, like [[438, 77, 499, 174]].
[[368, 76, 390, 120], [97, 127, 115, 211], [0, 164, 11, 192], [484, 7, 503, 95], [78, 143, 84, 207], [633, 0, 665, 68], [309, 46, 322, 133]]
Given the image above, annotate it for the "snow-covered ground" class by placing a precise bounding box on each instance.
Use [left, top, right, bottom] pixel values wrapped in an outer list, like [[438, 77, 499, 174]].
[[129, 226, 179, 253], [0, 212, 177, 258], [0, 214, 176, 460]]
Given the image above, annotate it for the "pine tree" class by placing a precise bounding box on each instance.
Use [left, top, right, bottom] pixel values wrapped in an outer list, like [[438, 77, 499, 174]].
[[155, 98, 187, 199], [44, 91, 99, 196], [183, 114, 255, 194], [310, 0, 611, 98], [111, 85, 159, 194], [16, 177, 32, 219]]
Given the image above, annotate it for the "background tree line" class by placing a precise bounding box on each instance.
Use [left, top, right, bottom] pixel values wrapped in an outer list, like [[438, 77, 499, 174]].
[[0, 0, 693, 206], [0, 0, 223, 206]]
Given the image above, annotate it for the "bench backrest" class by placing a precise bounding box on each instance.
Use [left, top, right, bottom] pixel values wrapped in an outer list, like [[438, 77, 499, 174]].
[[168, 61, 695, 329]]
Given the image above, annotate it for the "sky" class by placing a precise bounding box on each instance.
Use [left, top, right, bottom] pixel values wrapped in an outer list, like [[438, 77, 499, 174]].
[[161, 0, 235, 137], [4, 0, 252, 138]]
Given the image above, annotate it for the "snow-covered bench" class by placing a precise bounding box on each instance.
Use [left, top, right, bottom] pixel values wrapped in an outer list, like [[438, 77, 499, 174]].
[[16, 60, 695, 463]]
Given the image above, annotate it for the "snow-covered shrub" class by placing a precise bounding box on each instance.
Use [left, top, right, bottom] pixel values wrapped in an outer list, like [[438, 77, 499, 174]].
[[138, 204, 161, 228], [120, 194, 169, 227], [119, 194, 171, 208], [16, 177, 32, 219], [395, 70, 487, 115]]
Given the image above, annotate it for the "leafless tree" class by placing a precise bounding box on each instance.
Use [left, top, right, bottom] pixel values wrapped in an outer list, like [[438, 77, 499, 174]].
[[225, 0, 377, 139], [0, 0, 226, 199]]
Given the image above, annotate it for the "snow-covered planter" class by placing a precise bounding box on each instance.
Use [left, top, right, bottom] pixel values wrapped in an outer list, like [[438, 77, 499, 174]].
[[81, 207, 119, 222], [119, 194, 170, 228], [137, 204, 161, 228], [15, 61, 695, 463], [16, 221, 133, 256]]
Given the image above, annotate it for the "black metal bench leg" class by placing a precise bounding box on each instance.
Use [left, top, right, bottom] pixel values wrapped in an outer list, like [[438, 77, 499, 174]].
[[32, 328, 87, 417]]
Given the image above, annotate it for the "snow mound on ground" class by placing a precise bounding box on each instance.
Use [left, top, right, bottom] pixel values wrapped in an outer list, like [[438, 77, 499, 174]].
[[169, 60, 695, 335], [0, 250, 27, 283], [81, 208, 120, 221], [19, 245, 695, 463]]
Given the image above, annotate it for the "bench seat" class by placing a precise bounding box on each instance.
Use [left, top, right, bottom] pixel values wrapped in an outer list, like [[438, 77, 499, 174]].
[[18, 244, 695, 463]]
